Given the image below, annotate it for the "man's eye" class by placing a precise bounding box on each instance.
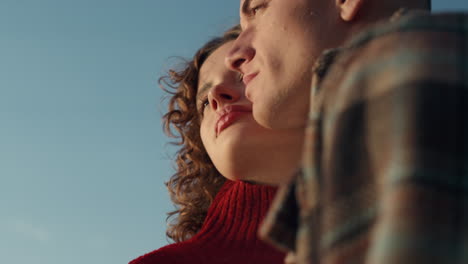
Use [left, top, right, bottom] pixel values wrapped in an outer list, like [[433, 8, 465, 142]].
[[250, 3, 266, 16]]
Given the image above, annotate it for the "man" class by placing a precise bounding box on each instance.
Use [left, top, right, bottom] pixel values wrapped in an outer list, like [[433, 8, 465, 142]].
[[226, 0, 468, 263]]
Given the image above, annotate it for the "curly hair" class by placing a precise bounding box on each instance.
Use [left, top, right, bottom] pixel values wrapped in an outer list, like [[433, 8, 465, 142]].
[[160, 25, 241, 243]]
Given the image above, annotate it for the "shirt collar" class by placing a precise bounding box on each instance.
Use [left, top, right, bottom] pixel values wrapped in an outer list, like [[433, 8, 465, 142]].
[[310, 8, 411, 93]]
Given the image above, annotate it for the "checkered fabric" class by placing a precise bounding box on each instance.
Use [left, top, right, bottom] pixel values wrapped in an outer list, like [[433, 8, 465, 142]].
[[260, 10, 468, 264]]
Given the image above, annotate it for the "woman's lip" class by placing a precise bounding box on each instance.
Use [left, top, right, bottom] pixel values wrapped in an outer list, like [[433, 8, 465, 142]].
[[216, 112, 248, 136], [242, 72, 258, 86], [215, 106, 252, 136]]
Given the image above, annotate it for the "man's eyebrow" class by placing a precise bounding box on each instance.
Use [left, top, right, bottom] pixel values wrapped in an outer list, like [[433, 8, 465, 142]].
[[197, 82, 213, 101], [241, 0, 252, 16]]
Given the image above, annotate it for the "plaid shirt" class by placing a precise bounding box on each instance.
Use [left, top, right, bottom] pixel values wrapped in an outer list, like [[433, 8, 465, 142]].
[[260, 10, 468, 264]]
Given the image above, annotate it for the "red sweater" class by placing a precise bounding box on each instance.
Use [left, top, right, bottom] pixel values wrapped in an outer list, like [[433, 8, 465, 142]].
[[129, 180, 286, 264]]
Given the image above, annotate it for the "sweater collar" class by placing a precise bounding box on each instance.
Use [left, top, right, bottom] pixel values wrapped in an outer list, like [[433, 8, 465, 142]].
[[193, 180, 277, 245]]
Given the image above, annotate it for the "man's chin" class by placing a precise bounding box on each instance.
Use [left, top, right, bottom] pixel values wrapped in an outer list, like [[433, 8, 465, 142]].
[[256, 108, 308, 130], [252, 107, 276, 129]]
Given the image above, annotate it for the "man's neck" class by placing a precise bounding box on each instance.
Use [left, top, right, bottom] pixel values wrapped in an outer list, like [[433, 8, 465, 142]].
[[342, 1, 428, 46]]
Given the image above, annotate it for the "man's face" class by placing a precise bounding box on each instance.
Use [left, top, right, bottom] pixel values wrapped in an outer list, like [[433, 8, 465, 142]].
[[226, 0, 344, 129]]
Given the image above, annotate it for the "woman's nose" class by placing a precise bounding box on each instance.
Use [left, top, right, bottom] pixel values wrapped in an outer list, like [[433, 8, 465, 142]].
[[208, 83, 242, 111]]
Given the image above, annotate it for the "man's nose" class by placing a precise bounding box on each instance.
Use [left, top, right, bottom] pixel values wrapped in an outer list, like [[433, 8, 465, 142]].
[[225, 32, 255, 73]]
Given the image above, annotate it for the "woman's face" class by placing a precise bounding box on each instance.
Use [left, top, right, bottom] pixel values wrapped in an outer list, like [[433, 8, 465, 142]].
[[197, 41, 304, 184]]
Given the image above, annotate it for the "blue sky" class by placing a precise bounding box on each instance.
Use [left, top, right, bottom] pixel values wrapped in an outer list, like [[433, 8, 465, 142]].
[[0, 1, 466, 264]]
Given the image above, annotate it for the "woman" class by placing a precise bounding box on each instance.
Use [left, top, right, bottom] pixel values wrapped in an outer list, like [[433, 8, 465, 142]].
[[130, 26, 303, 264]]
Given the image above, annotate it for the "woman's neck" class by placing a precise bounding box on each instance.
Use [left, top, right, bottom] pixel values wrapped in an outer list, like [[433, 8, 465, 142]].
[[189, 180, 277, 245]]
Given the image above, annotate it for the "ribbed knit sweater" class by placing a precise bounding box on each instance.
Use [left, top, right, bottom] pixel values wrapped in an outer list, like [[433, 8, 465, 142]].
[[129, 180, 286, 264]]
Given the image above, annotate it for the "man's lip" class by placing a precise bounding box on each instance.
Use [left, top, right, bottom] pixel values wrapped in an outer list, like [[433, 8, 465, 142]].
[[242, 72, 258, 86], [215, 105, 252, 136]]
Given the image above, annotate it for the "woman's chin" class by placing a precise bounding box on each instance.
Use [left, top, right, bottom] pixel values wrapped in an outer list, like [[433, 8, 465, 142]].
[[220, 171, 272, 186], [220, 173, 246, 182], [218, 167, 249, 182]]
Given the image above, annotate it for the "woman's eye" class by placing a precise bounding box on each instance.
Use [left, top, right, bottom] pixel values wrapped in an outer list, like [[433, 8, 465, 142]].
[[199, 99, 209, 114]]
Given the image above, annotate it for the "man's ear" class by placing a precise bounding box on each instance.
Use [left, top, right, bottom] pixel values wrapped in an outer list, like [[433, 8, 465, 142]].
[[337, 0, 364, 21]]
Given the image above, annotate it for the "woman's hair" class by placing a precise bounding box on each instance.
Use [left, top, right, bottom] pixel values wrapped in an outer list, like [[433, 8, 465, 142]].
[[160, 25, 241, 243]]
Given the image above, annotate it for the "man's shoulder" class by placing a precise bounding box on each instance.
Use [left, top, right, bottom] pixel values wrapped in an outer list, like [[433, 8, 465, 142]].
[[345, 11, 467, 68], [316, 11, 468, 110], [334, 11, 467, 86], [348, 10, 468, 50]]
